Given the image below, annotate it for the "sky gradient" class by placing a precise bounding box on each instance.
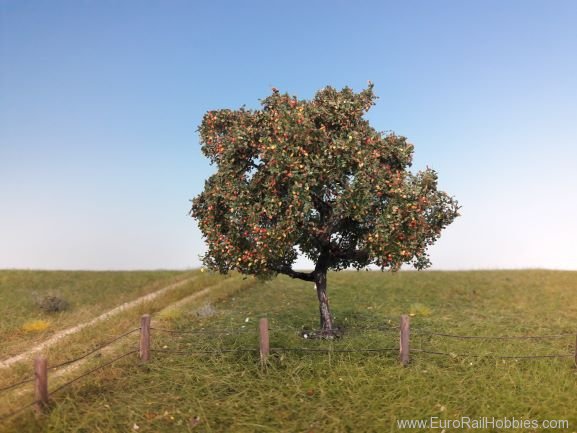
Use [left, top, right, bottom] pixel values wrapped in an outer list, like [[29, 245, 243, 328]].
[[1, 0, 576, 270]]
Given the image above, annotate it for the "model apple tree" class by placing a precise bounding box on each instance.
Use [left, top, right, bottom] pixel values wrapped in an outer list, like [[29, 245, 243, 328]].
[[191, 84, 459, 335]]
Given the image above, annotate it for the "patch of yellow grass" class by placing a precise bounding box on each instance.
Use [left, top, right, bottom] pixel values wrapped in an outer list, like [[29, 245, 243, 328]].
[[21, 319, 50, 333], [409, 302, 432, 317]]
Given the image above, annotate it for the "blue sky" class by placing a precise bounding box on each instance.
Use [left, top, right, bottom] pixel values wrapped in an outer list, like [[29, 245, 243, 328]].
[[1, 0, 576, 270]]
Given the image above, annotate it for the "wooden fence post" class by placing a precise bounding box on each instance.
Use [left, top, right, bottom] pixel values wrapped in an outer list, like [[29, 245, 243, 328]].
[[140, 314, 151, 362], [259, 318, 269, 365], [34, 356, 49, 414], [400, 314, 410, 366]]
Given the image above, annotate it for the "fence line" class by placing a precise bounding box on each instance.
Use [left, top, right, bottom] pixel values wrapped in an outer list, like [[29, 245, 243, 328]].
[[50, 328, 140, 370], [150, 326, 251, 335], [0, 399, 40, 423], [411, 348, 574, 359], [145, 316, 575, 361], [0, 350, 137, 423], [272, 347, 398, 353], [151, 348, 257, 355], [412, 331, 575, 340], [2, 313, 576, 424], [151, 346, 574, 358], [4, 323, 572, 395], [150, 325, 575, 340], [50, 350, 138, 396], [149, 346, 400, 356], [0, 377, 36, 394], [196, 322, 576, 338], [0, 328, 139, 396]]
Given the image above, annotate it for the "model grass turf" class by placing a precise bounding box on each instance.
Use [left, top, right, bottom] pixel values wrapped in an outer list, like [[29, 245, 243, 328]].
[[2, 270, 577, 433], [0, 272, 251, 391], [0, 270, 194, 357]]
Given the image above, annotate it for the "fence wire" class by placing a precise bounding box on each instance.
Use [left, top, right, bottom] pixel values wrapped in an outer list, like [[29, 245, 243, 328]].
[[411, 348, 574, 359], [150, 327, 250, 336], [153, 324, 577, 341], [151, 348, 257, 355], [272, 347, 398, 353], [2, 320, 576, 424], [0, 350, 137, 424], [268, 324, 401, 333], [0, 328, 139, 395], [50, 328, 140, 370], [50, 350, 138, 396], [0, 399, 40, 423], [149, 345, 572, 359], [412, 331, 576, 340], [150, 323, 576, 359], [0, 377, 36, 394]]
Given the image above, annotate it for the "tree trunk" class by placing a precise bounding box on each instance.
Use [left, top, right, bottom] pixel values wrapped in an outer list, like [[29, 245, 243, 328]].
[[314, 269, 334, 333]]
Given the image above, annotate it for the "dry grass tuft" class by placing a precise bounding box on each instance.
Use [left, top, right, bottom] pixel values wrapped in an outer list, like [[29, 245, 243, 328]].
[[21, 320, 50, 333]]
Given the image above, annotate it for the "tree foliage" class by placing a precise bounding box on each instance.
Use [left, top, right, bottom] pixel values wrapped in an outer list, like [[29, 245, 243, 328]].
[[191, 84, 459, 282]]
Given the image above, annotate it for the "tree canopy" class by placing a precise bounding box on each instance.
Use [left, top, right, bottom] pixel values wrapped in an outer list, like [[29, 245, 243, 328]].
[[192, 84, 459, 274], [191, 84, 459, 332]]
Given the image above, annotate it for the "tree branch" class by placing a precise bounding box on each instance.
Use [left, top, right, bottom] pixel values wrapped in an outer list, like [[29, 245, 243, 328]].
[[311, 192, 332, 223], [273, 266, 315, 282], [329, 245, 369, 263]]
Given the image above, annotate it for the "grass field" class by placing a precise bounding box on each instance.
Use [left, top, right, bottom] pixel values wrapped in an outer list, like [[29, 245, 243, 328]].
[[0, 270, 256, 392], [2, 270, 577, 432], [0, 270, 193, 358]]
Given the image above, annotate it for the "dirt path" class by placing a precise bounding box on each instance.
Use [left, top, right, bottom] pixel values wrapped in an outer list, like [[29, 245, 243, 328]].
[[43, 286, 215, 385], [0, 276, 198, 369], [152, 285, 213, 317]]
